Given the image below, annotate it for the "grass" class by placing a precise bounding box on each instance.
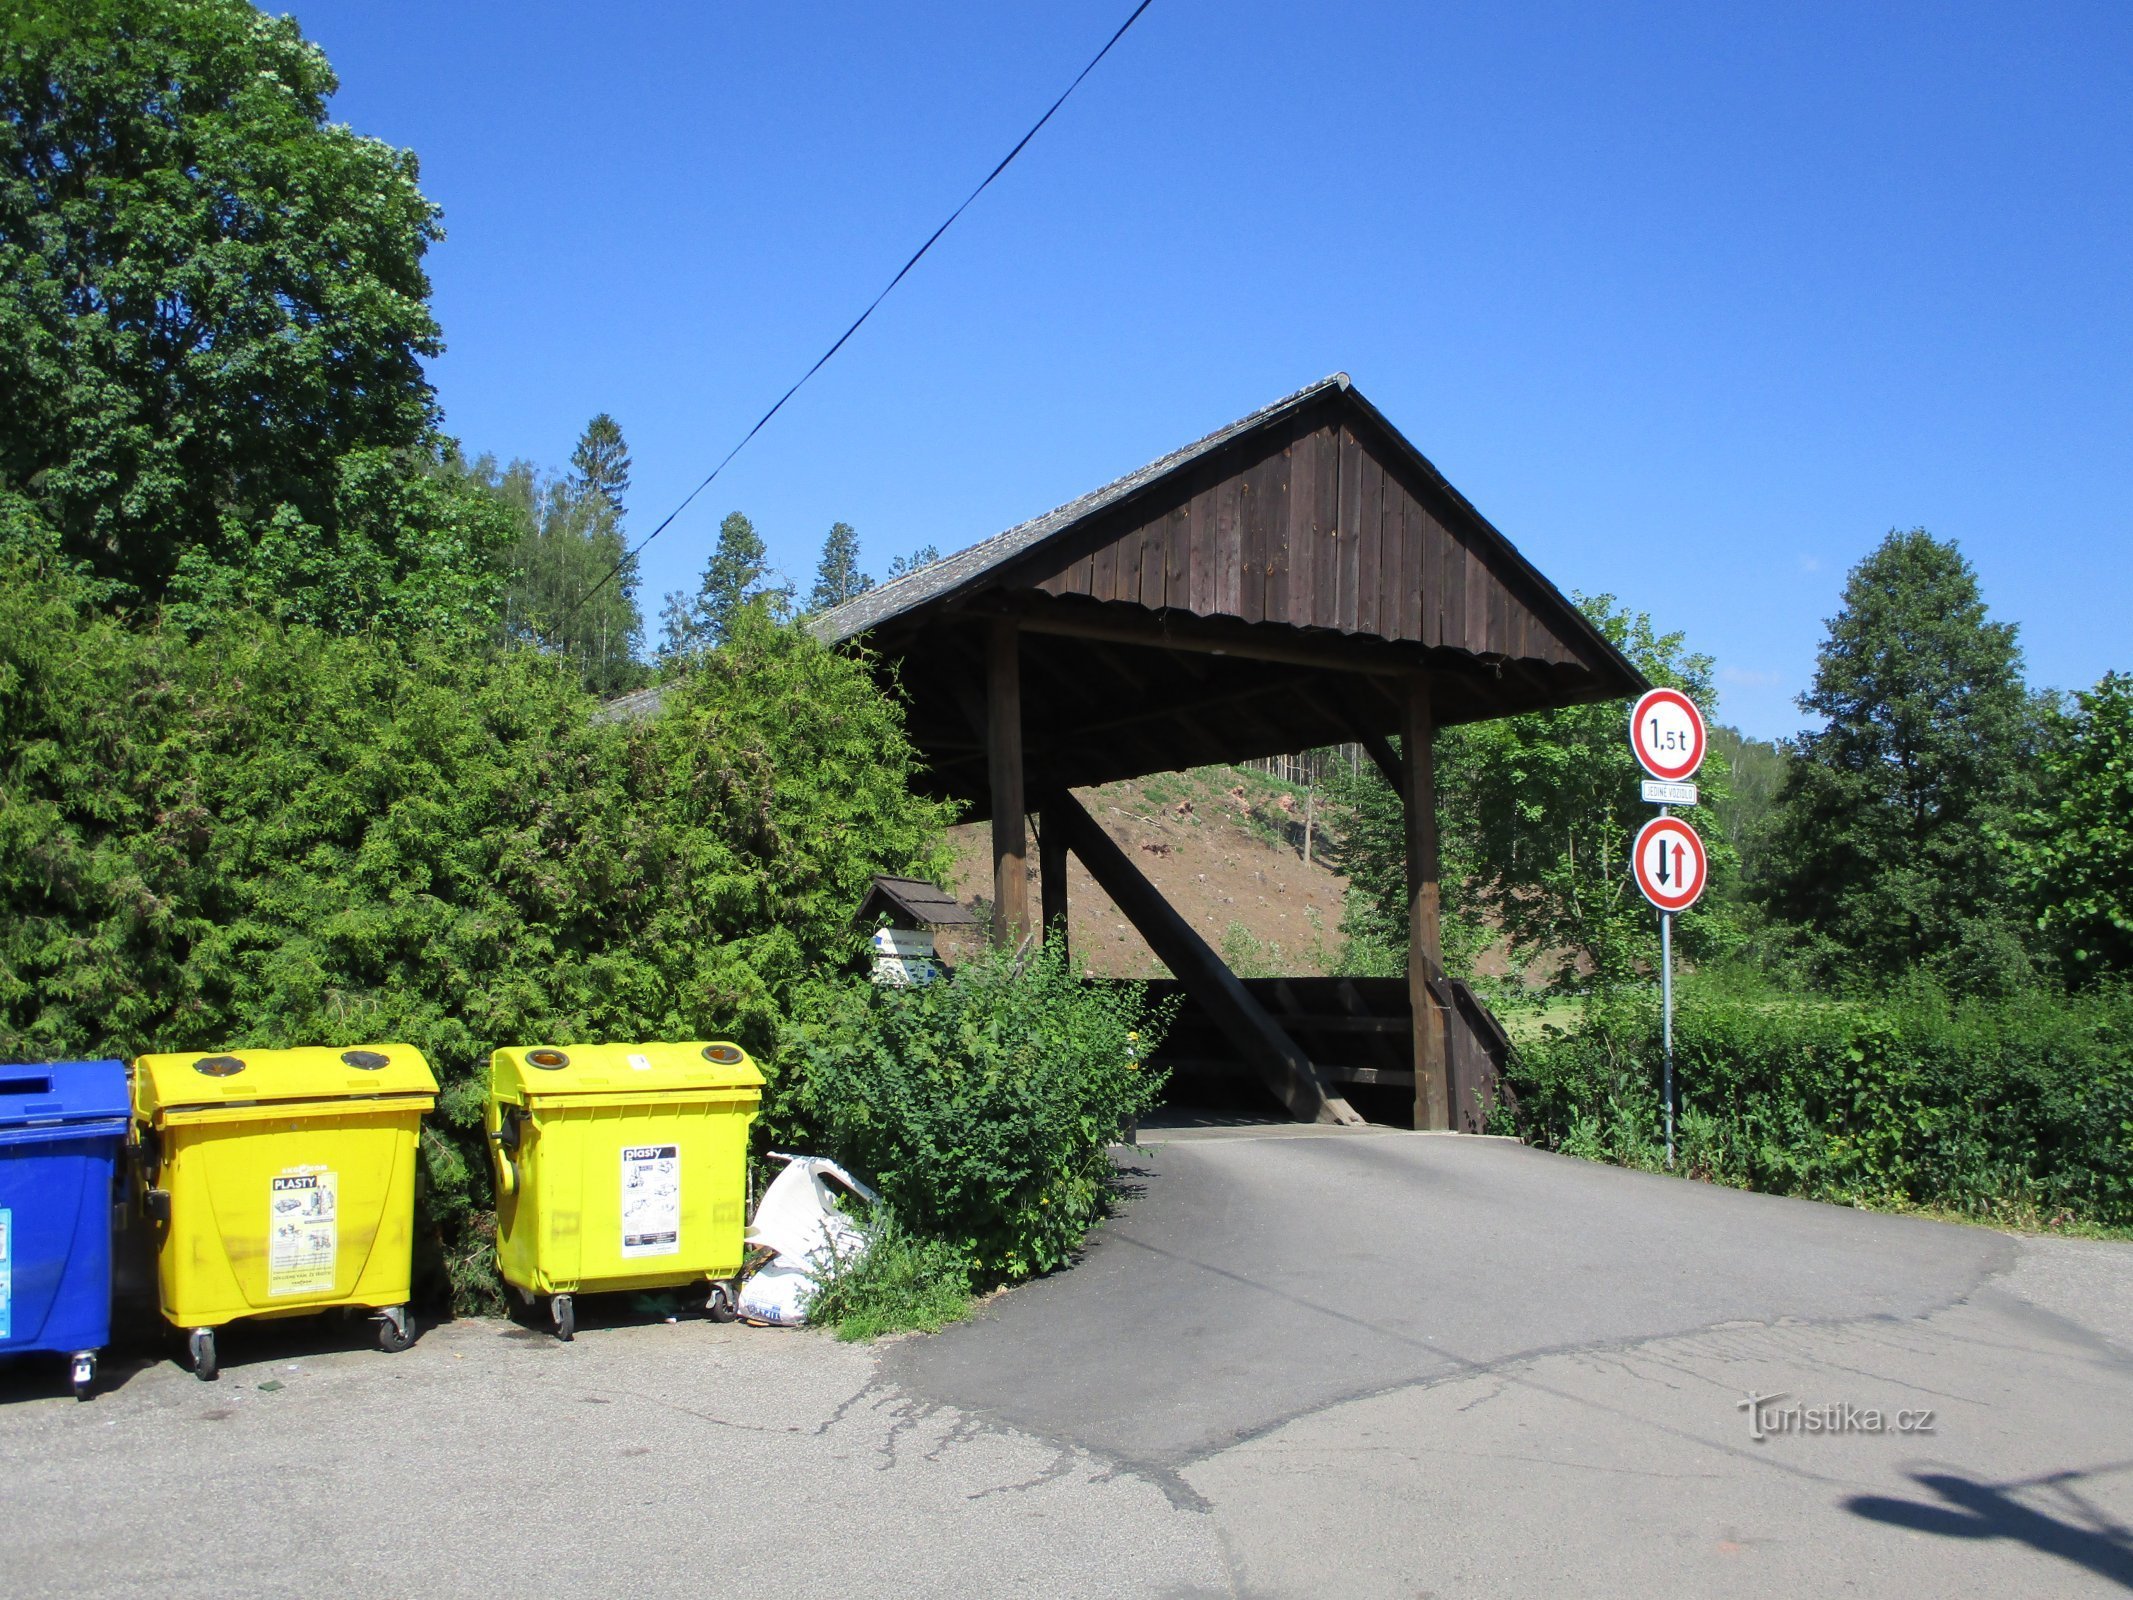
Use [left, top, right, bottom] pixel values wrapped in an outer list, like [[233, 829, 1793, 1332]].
[[1493, 996, 1581, 1046], [1580, 1134, 2133, 1244], [805, 1210, 977, 1342]]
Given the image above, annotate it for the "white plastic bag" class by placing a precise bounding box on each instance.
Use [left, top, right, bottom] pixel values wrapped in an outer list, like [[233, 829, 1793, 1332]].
[[738, 1153, 878, 1327]]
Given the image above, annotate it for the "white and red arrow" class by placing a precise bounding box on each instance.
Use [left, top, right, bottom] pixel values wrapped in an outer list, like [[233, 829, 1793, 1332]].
[[1633, 815, 1707, 913]]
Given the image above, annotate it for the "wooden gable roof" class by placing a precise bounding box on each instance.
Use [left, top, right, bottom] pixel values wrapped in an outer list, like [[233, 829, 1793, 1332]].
[[816, 375, 1634, 675], [811, 378, 1645, 815]]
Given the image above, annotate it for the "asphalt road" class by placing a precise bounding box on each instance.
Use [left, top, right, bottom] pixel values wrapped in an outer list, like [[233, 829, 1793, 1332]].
[[4, 1127, 2129, 1598]]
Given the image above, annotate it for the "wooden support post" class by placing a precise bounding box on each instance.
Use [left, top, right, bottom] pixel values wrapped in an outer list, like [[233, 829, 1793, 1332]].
[[1404, 678, 1452, 1131], [987, 619, 1032, 947], [1050, 792, 1363, 1126], [1038, 807, 1069, 955]]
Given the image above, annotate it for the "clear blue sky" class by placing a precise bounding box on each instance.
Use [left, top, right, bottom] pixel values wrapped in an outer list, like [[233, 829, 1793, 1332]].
[[290, 0, 2129, 740]]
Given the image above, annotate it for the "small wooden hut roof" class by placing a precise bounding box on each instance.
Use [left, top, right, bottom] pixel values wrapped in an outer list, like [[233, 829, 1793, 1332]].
[[812, 375, 1645, 818], [855, 875, 983, 929]]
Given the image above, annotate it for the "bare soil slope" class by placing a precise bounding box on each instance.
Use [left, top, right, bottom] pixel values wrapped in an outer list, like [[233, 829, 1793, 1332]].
[[940, 766, 1351, 978]]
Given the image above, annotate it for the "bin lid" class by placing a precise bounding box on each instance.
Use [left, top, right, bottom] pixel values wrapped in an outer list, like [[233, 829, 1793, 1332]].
[[491, 1041, 765, 1101], [133, 1044, 439, 1116], [0, 1059, 129, 1129]]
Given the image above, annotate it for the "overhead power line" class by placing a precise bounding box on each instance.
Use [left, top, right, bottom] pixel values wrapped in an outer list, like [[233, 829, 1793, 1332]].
[[572, 0, 1159, 615]]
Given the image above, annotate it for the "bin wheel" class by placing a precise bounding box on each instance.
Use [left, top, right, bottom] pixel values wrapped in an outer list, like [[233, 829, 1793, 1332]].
[[70, 1352, 96, 1401], [706, 1281, 738, 1323], [551, 1294, 574, 1342], [187, 1327, 218, 1382], [377, 1306, 415, 1354]]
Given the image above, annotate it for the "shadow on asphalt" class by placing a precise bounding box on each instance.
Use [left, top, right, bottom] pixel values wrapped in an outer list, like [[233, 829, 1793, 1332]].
[[1846, 1465, 2133, 1590], [0, 1309, 397, 1401]]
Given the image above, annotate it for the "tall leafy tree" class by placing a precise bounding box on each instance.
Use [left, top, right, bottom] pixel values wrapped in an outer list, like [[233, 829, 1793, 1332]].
[[1, 0, 483, 623], [1998, 673, 2133, 986], [808, 521, 872, 612], [1707, 724, 1789, 905], [568, 413, 631, 515], [1760, 529, 2039, 991]]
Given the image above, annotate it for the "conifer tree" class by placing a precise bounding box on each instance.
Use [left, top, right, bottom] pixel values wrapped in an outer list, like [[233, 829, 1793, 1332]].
[[808, 521, 873, 611]]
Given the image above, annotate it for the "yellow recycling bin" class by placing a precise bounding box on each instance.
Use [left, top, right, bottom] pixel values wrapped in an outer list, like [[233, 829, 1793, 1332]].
[[488, 1040, 764, 1340], [132, 1044, 437, 1380]]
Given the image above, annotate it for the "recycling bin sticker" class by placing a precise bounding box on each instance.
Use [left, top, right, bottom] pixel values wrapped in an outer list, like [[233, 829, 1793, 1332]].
[[0, 1208, 11, 1340], [268, 1170, 338, 1296], [621, 1144, 681, 1257]]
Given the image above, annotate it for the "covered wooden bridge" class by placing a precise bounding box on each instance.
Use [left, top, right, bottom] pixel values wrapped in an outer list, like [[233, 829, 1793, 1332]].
[[813, 374, 1646, 1129]]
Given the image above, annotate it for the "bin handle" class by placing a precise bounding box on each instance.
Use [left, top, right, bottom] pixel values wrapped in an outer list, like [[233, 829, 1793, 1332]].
[[135, 1120, 161, 1185], [490, 1107, 525, 1197]]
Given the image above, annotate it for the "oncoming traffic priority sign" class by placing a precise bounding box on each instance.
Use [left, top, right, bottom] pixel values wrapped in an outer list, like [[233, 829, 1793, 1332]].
[[1632, 814, 1707, 914], [1629, 688, 1705, 783]]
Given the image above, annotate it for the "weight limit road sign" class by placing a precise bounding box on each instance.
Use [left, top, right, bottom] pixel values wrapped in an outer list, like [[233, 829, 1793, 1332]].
[[1630, 688, 1705, 783], [1633, 815, 1707, 913]]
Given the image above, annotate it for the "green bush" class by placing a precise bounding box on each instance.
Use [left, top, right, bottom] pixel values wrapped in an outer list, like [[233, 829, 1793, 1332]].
[[0, 554, 952, 1306], [789, 941, 1172, 1283], [1510, 977, 2133, 1229]]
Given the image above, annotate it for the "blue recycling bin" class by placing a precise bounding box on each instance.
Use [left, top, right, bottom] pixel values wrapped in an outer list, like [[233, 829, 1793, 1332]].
[[0, 1060, 128, 1399]]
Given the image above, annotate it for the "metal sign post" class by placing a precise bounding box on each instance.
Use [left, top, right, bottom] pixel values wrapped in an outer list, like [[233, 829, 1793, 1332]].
[[1661, 887, 1674, 1169], [1629, 691, 1709, 1172]]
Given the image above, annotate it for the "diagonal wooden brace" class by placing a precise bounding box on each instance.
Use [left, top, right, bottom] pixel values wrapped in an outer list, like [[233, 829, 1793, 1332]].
[[1046, 790, 1363, 1126]]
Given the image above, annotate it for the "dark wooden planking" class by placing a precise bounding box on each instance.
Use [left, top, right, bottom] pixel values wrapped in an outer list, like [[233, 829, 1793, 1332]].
[[1286, 434, 1317, 627], [1265, 445, 1293, 624], [978, 401, 1637, 684], [1380, 467, 1406, 643], [1137, 973, 1511, 1131], [1139, 502, 1168, 608], [1186, 487, 1215, 613], [1310, 426, 1341, 630], [1420, 505, 1447, 648], [1379, 484, 1406, 640], [1090, 523, 1117, 604], [1129, 505, 1153, 606], [1239, 454, 1270, 623], [1489, 564, 1511, 660], [1335, 426, 1364, 631], [1442, 514, 1466, 653], [1164, 501, 1189, 610], [1396, 483, 1423, 641], [1354, 443, 1383, 637], [1376, 448, 1401, 636], [1046, 537, 1095, 598], [1113, 507, 1143, 605], [1214, 475, 1243, 614], [1144, 500, 1172, 607], [1459, 525, 1485, 654]]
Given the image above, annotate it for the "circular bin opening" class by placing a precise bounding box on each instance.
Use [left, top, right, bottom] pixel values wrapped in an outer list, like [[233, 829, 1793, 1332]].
[[341, 1049, 390, 1071], [193, 1055, 246, 1077], [701, 1044, 744, 1065], [527, 1049, 570, 1070]]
